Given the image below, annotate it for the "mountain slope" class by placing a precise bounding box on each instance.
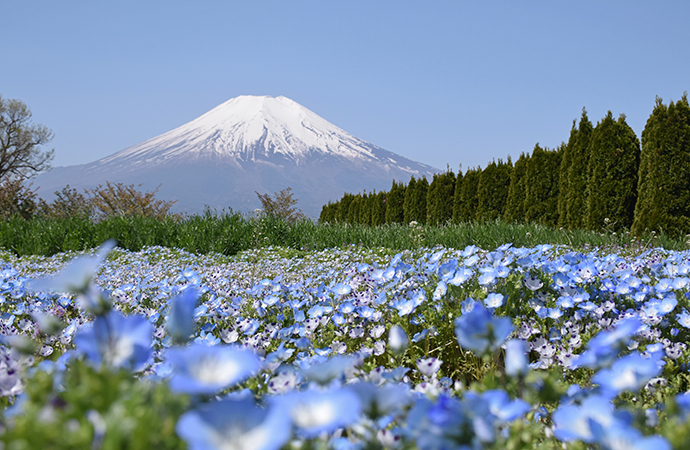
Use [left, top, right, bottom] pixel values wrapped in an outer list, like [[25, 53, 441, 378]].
[[34, 95, 439, 217]]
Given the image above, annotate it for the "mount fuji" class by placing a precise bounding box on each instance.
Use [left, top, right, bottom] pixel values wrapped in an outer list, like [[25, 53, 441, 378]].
[[33, 95, 439, 217]]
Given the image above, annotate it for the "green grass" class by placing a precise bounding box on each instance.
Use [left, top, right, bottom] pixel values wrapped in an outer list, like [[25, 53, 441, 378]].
[[0, 212, 686, 257]]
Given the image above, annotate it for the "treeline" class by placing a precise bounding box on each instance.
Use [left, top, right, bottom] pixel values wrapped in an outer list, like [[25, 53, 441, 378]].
[[320, 94, 690, 237]]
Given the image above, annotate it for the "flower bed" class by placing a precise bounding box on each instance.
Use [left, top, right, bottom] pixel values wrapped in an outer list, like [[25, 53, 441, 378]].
[[0, 242, 689, 449]]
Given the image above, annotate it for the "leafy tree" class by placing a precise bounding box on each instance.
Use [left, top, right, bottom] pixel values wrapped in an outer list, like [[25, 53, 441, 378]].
[[504, 152, 529, 223], [0, 95, 54, 182], [632, 94, 690, 237], [585, 112, 640, 231], [557, 121, 578, 227], [88, 181, 179, 221], [426, 169, 456, 225], [384, 180, 406, 224], [452, 168, 464, 223], [563, 109, 593, 229], [476, 158, 512, 221], [38, 185, 91, 219], [403, 176, 428, 224], [454, 167, 480, 222], [524, 144, 561, 226], [0, 176, 37, 219]]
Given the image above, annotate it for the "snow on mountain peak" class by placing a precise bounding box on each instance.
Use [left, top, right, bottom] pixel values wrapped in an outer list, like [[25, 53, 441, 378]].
[[99, 95, 379, 167]]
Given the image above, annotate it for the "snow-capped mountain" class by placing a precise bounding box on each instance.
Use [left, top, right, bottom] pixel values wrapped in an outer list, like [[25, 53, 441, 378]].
[[34, 95, 439, 217]]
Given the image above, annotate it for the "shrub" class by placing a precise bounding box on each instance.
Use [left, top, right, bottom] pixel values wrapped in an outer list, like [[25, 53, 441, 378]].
[[37, 184, 91, 219], [255, 187, 305, 223], [85, 181, 179, 221], [0, 177, 37, 219]]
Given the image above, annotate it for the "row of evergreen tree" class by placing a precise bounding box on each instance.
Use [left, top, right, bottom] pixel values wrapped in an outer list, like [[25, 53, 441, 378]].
[[319, 94, 690, 236]]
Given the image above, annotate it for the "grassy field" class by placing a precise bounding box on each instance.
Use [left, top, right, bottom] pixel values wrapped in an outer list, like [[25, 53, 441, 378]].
[[0, 212, 685, 257]]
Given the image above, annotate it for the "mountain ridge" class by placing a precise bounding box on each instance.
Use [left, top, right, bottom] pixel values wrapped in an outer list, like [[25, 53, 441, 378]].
[[33, 95, 440, 217]]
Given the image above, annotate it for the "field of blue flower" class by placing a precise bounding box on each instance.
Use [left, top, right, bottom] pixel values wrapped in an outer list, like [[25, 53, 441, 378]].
[[1, 240, 690, 449]]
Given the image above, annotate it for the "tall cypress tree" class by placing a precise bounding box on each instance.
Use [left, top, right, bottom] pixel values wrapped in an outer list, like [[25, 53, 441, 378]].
[[504, 153, 529, 223], [347, 194, 362, 224], [371, 191, 386, 226], [585, 112, 640, 231], [564, 109, 593, 229], [359, 191, 372, 225], [404, 176, 428, 224], [337, 193, 355, 223], [384, 180, 406, 224], [319, 201, 337, 223], [476, 158, 513, 221], [632, 94, 690, 236], [452, 168, 464, 223], [455, 167, 480, 222], [427, 169, 456, 225], [524, 144, 562, 226], [403, 177, 418, 224], [557, 121, 578, 227]]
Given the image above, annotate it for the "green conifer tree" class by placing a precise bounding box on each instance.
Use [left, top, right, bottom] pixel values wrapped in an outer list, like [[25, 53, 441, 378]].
[[476, 158, 513, 221], [336, 193, 354, 223], [557, 121, 578, 227], [319, 201, 337, 223], [404, 176, 428, 224], [632, 94, 690, 236], [455, 167, 480, 222], [358, 191, 371, 225], [426, 169, 456, 225], [371, 191, 386, 226], [504, 153, 530, 223], [452, 168, 464, 223], [384, 180, 406, 224], [585, 112, 640, 231], [347, 194, 362, 224], [564, 109, 593, 229], [524, 144, 561, 226]]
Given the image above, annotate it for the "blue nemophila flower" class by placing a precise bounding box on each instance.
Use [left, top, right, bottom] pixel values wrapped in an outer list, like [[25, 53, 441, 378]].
[[332, 283, 351, 296], [505, 339, 529, 377], [448, 266, 473, 285], [167, 287, 200, 345], [391, 297, 415, 316], [553, 394, 616, 443], [412, 328, 428, 343], [74, 310, 153, 372], [484, 293, 504, 309], [437, 259, 458, 281], [301, 355, 359, 385], [476, 389, 530, 422], [592, 352, 662, 396], [677, 309, 690, 328], [28, 240, 115, 299], [165, 343, 260, 394], [388, 325, 409, 356], [406, 395, 484, 449], [432, 281, 447, 301], [523, 275, 543, 291], [574, 316, 642, 369], [176, 397, 291, 450], [350, 382, 412, 419], [589, 419, 671, 450], [416, 357, 442, 378], [454, 303, 513, 356], [272, 387, 362, 438]]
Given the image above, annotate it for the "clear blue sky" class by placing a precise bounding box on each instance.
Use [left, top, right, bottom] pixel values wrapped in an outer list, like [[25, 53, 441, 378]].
[[2, 1, 688, 173]]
